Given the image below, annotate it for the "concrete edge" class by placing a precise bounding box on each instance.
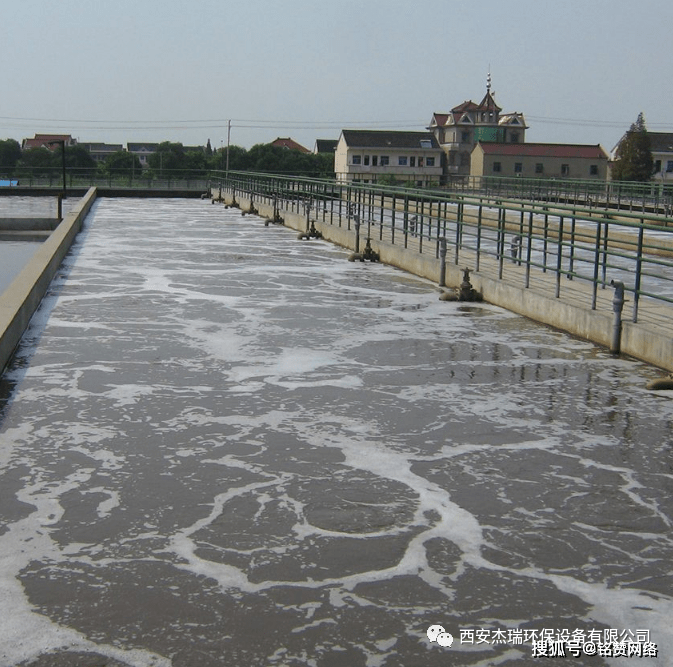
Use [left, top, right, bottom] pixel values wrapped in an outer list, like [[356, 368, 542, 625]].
[[221, 192, 673, 372], [0, 218, 60, 231], [0, 187, 98, 375]]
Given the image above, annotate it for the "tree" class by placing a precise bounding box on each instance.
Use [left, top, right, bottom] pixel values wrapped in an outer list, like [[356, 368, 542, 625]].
[[102, 151, 142, 178], [0, 139, 22, 173], [611, 112, 654, 182], [63, 145, 97, 176], [16, 147, 58, 177]]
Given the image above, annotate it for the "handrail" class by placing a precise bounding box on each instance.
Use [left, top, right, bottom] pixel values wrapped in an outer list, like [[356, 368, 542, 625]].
[[212, 171, 673, 326]]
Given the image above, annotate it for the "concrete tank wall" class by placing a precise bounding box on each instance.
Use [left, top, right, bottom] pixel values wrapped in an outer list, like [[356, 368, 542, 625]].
[[0, 187, 98, 374]]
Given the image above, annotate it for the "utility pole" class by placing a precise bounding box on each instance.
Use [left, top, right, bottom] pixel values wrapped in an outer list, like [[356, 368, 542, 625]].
[[48, 139, 67, 199]]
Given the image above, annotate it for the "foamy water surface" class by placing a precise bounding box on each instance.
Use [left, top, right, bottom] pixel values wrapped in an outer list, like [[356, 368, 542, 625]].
[[0, 198, 671, 666]]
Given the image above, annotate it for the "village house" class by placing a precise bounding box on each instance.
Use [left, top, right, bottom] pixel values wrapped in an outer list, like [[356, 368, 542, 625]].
[[334, 129, 443, 187], [270, 137, 310, 153], [611, 131, 673, 182], [127, 143, 159, 168], [21, 134, 76, 151], [428, 76, 527, 179], [471, 142, 610, 181], [79, 142, 124, 164]]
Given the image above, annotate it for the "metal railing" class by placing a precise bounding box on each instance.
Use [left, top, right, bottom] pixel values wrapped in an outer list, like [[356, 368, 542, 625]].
[[0, 167, 210, 191], [211, 171, 673, 325], [441, 175, 673, 216]]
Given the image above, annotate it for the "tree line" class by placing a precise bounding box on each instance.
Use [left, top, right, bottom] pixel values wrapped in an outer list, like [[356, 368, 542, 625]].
[[0, 115, 659, 183], [0, 139, 336, 180]]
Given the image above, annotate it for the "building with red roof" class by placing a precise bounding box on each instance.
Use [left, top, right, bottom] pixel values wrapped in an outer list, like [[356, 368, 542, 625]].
[[471, 142, 609, 180], [270, 137, 310, 153], [21, 134, 76, 151], [428, 74, 527, 179]]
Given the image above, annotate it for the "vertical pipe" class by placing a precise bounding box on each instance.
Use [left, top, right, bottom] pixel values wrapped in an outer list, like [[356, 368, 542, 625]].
[[568, 213, 577, 280], [476, 205, 483, 272], [380, 192, 384, 241], [498, 206, 505, 280], [439, 238, 447, 287], [525, 211, 533, 288], [591, 222, 601, 310], [419, 199, 424, 254], [542, 212, 549, 272], [391, 192, 396, 244], [556, 216, 564, 298], [454, 206, 460, 266], [610, 280, 625, 353], [632, 223, 644, 323], [601, 220, 609, 288]]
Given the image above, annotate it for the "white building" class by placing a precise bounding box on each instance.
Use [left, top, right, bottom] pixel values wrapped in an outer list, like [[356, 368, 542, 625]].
[[334, 130, 443, 187]]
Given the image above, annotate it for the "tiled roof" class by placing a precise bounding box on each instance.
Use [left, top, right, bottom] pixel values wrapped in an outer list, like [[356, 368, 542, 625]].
[[451, 100, 480, 114], [270, 137, 310, 153], [648, 132, 673, 153], [315, 139, 338, 153], [476, 90, 502, 113], [127, 143, 159, 152], [429, 113, 449, 127], [80, 142, 123, 152], [341, 130, 440, 150], [22, 134, 75, 150], [477, 142, 608, 159]]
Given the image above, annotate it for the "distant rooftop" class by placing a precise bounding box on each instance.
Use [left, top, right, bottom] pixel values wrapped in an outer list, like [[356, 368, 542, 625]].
[[270, 137, 310, 153], [477, 142, 608, 159], [340, 130, 440, 150]]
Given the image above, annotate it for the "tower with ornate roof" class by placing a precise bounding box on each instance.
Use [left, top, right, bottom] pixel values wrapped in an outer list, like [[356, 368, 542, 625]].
[[428, 73, 527, 179]]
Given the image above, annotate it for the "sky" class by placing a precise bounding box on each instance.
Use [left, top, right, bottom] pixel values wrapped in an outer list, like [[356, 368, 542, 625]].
[[0, 0, 670, 152]]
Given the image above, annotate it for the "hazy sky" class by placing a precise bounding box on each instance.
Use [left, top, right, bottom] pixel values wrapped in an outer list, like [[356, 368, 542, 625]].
[[1, 0, 670, 152]]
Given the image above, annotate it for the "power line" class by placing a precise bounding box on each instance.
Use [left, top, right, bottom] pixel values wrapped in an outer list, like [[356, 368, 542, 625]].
[[1, 114, 672, 134]]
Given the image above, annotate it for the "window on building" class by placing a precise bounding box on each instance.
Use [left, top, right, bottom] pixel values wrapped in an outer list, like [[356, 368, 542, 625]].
[[418, 157, 424, 167], [420, 139, 432, 149], [372, 156, 378, 167], [461, 131, 470, 143], [398, 156, 408, 166], [654, 160, 662, 173], [667, 160, 673, 172], [426, 157, 435, 167], [364, 155, 370, 166], [510, 133, 520, 143], [514, 163, 523, 174], [410, 156, 416, 167], [535, 163, 543, 174], [493, 162, 502, 173], [561, 164, 570, 176], [589, 165, 599, 176], [352, 155, 361, 165], [380, 156, 389, 166]]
